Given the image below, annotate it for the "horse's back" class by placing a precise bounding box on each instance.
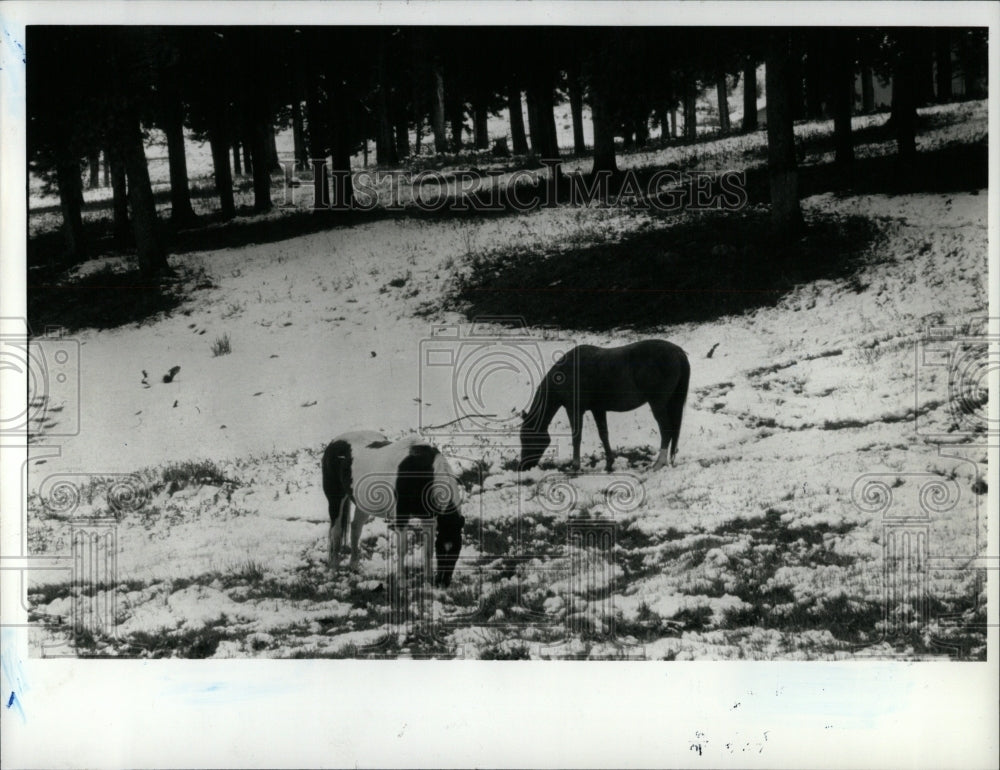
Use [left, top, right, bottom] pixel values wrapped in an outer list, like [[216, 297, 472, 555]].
[[566, 340, 686, 367], [326, 432, 459, 518], [561, 340, 687, 410]]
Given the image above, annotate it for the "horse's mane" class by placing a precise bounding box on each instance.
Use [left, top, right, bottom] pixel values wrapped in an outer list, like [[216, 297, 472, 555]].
[[522, 375, 552, 432]]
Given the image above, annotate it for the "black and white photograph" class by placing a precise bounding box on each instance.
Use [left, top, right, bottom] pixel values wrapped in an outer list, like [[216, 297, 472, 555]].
[[1, 1, 997, 767]]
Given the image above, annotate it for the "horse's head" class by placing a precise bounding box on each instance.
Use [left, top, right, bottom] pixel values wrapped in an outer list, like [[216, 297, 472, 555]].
[[434, 511, 465, 587], [519, 413, 551, 472], [519, 379, 557, 471]]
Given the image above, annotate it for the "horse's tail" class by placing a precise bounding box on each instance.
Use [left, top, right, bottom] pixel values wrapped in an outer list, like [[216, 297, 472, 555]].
[[668, 355, 690, 462], [322, 439, 352, 529]]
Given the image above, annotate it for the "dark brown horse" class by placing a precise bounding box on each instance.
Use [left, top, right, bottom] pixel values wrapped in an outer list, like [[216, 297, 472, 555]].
[[519, 340, 690, 472]]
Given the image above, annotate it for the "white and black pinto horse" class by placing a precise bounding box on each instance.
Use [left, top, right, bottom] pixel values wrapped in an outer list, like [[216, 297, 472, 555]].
[[321, 431, 465, 587], [520, 340, 690, 472]]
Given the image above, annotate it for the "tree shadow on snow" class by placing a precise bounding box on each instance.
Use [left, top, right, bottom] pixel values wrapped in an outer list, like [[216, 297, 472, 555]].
[[445, 209, 884, 331]]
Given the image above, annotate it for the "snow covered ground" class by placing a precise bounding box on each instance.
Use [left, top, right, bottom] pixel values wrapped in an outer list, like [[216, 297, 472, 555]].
[[25, 100, 989, 659]]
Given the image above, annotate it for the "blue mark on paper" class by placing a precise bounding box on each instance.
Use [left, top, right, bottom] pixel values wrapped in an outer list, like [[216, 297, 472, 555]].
[[160, 678, 292, 706], [1, 628, 28, 723]]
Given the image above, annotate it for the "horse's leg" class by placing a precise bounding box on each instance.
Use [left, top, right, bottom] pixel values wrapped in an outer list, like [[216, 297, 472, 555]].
[[648, 399, 674, 471], [569, 408, 583, 471], [424, 520, 434, 587], [390, 524, 407, 590], [592, 410, 614, 471], [329, 496, 350, 571], [348, 507, 369, 571]]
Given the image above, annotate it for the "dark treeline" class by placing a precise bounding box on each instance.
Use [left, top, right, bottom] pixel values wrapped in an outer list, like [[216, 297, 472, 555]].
[[27, 26, 988, 276]]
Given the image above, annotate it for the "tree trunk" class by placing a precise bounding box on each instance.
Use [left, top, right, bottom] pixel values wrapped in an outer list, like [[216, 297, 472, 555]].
[[245, 100, 272, 212], [430, 60, 448, 153], [473, 106, 488, 150], [472, 86, 489, 151], [568, 64, 587, 154], [788, 36, 806, 121], [305, 74, 328, 207], [103, 150, 111, 186], [716, 70, 730, 133], [160, 88, 196, 224], [241, 128, 254, 176], [934, 29, 952, 102], [538, 83, 560, 159], [528, 76, 559, 160], [683, 74, 697, 140], [861, 66, 875, 113], [765, 31, 803, 234], [958, 33, 984, 98], [742, 58, 758, 131], [268, 125, 281, 173], [634, 114, 649, 147], [105, 142, 130, 246], [448, 94, 464, 152], [207, 106, 236, 219], [118, 109, 168, 276], [375, 35, 397, 167], [87, 150, 101, 188], [238, 100, 255, 177], [395, 102, 410, 160], [327, 79, 355, 210], [891, 30, 919, 160], [232, 140, 242, 175], [411, 70, 424, 156], [508, 85, 529, 154], [917, 31, 936, 106], [525, 76, 559, 160], [292, 100, 307, 169], [803, 35, 826, 119], [395, 114, 410, 160], [306, 84, 326, 158], [525, 87, 540, 154], [589, 58, 618, 174], [669, 107, 677, 138], [55, 145, 86, 262], [414, 116, 424, 156], [830, 30, 855, 169]]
